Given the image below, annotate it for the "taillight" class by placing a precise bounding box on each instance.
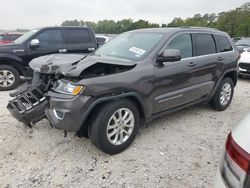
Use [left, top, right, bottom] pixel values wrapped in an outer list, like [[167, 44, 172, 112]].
[[226, 133, 250, 174]]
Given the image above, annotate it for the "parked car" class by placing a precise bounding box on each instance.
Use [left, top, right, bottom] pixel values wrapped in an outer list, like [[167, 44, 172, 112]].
[[235, 38, 250, 53], [238, 48, 250, 77], [214, 113, 250, 188], [232, 37, 244, 43], [0, 33, 23, 45], [0, 26, 98, 91], [96, 34, 111, 46], [7, 27, 239, 154]]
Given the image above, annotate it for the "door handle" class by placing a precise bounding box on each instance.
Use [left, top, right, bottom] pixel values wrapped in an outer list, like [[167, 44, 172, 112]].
[[88, 47, 95, 52], [217, 57, 224, 61], [188, 62, 197, 67], [59, 49, 67, 53]]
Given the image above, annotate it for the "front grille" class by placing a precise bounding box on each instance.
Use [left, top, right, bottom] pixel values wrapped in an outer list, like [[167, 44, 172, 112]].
[[239, 63, 250, 70], [8, 83, 47, 113]]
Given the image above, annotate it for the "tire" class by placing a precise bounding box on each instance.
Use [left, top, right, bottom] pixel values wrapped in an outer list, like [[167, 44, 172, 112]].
[[0, 65, 20, 91], [88, 99, 140, 155], [210, 77, 234, 111]]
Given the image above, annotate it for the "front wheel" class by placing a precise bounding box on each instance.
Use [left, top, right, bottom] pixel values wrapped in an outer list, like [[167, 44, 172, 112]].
[[0, 65, 20, 91], [88, 99, 140, 155], [210, 77, 234, 111]]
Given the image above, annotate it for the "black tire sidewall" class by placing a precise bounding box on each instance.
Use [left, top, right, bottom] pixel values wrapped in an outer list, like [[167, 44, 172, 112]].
[[0, 65, 20, 91], [90, 100, 140, 155], [212, 78, 234, 111]]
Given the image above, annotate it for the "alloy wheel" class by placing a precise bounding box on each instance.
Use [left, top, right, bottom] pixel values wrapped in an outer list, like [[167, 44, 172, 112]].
[[106, 108, 135, 145]]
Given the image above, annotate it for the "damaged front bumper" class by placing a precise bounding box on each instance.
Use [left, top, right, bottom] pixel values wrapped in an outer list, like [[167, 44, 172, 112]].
[[45, 91, 94, 131], [7, 82, 95, 132], [7, 83, 48, 124]]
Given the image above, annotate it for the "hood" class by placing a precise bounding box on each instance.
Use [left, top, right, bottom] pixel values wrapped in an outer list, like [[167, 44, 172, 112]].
[[239, 51, 250, 62], [0, 43, 24, 53], [29, 54, 136, 77], [236, 45, 250, 53], [0, 40, 13, 45]]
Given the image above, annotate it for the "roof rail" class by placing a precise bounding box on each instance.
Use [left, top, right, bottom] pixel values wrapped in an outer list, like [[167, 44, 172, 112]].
[[180, 26, 219, 30]]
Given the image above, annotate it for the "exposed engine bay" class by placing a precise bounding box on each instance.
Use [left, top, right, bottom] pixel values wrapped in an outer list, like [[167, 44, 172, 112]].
[[7, 54, 136, 126]]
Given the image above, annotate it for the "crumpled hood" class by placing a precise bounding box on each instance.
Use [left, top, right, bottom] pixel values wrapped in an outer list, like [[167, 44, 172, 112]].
[[29, 54, 136, 77]]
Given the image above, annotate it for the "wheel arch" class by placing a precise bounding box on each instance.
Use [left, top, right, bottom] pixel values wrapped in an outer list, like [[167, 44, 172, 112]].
[[0, 56, 24, 76], [223, 70, 237, 86], [210, 69, 237, 100], [77, 93, 147, 137]]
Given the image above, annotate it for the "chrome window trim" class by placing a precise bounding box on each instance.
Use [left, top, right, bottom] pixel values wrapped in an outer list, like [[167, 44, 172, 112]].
[[157, 31, 235, 62]]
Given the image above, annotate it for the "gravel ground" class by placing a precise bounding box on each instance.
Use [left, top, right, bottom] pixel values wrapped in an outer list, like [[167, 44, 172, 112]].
[[0, 78, 249, 188]]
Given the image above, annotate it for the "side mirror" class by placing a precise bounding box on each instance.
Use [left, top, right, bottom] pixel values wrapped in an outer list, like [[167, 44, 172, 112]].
[[157, 49, 181, 63], [30, 39, 40, 49]]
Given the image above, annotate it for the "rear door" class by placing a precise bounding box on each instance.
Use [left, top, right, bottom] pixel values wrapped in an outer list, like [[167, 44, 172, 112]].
[[213, 34, 235, 81], [64, 28, 98, 54]]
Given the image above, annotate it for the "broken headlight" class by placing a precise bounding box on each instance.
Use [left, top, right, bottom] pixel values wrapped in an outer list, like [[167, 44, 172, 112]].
[[54, 80, 84, 96]]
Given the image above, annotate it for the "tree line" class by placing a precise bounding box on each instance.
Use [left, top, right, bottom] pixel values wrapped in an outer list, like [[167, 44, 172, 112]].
[[62, 6, 250, 37]]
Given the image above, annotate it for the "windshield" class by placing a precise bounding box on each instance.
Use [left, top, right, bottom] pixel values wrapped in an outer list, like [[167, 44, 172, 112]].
[[235, 39, 250, 46], [0, 35, 3, 40], [95, 32, 164, 61], [14, 30, 38, 44]]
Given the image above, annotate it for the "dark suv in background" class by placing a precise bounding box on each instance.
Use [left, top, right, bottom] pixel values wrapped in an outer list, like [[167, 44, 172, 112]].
[[8, 27, 239, 154], [0, 26, 97, 90]]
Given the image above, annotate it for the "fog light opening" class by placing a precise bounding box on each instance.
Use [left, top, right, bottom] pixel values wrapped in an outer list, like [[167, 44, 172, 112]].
[[53, 109, 65, 120]]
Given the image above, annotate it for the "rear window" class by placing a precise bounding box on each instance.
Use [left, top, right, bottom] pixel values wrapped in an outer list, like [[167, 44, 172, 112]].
[[194, 34, 216, 56], [214, 35, 233, 52], [66, 29, 92, 44]]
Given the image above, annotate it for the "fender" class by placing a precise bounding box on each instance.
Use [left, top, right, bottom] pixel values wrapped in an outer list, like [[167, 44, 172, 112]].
[[0, 53, 27, 75], [0, 52, 24, 63], [209, 68, 238, 99], [79, 92, 148, 128]]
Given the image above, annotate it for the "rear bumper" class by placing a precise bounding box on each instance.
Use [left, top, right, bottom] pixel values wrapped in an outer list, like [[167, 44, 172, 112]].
[[45, 91, 95, 131]]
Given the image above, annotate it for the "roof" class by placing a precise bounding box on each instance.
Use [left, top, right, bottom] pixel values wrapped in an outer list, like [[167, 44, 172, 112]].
[[36, 26, 90, 30], [130, 27, 227, 35]]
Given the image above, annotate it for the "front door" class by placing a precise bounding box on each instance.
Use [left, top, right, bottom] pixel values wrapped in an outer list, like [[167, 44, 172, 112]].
[[24, 29, 66, 64], [153, 32, 215, 114]]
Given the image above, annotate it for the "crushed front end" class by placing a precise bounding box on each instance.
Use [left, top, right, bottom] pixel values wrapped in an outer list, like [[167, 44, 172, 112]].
[[7, 74, 56, 125], [7, 53, 136, 131]]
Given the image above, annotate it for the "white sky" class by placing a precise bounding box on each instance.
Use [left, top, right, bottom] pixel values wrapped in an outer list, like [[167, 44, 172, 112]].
[[0, 0, 247, 30]]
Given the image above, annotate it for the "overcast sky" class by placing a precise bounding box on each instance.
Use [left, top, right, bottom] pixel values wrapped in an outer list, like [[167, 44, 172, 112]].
[[0, 0, 247, 30]]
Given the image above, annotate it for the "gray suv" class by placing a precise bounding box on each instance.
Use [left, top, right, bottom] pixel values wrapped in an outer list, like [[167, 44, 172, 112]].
[[7, 27, 240, 154]]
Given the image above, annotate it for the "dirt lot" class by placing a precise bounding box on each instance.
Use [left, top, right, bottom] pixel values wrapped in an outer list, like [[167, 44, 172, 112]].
[[0, 78, 249, 188]]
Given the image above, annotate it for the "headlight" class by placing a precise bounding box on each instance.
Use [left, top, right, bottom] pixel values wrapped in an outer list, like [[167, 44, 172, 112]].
[[54, 80, 84, 95]]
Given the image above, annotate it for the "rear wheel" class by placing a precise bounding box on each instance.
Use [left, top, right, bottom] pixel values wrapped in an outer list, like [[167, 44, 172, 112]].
[[210, 77, 234, 111], [0, 65, 20, 91], [88, 99, 140, 155]]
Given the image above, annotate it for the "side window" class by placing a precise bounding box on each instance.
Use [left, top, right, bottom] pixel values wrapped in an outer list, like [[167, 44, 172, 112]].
[[214, 35, 233, 53], [167, 34, 193, 58], [194, 34, 216, 56], [36, 30, 63, 47], [67, 29, 91, 44]]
